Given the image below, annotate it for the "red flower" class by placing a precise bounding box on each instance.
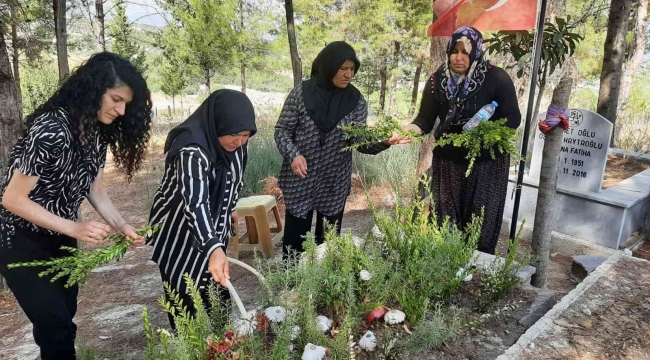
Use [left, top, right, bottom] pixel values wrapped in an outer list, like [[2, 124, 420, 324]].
[[216, 342, 230, 354], [225, 331, 234, 341], [256, 313, 270, 332]]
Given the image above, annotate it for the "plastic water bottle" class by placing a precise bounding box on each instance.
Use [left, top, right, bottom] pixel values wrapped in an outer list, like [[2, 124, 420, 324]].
[[463, 101, 498, 131]]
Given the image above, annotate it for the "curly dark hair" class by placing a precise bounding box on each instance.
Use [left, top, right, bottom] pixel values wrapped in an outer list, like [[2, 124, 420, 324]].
[[24, 52, 152, 180]]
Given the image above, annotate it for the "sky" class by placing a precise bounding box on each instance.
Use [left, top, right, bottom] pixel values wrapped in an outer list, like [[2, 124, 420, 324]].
[[122, 0, 168, 27]]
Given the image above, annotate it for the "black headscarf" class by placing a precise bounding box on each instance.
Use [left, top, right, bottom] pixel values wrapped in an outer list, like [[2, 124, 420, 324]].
[[302, 41, 361, 143], [164, 89, 257, 166]]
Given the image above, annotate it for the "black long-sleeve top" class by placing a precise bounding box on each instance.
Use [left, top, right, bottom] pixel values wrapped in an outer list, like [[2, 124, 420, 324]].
[[412, 64, 521, 163]]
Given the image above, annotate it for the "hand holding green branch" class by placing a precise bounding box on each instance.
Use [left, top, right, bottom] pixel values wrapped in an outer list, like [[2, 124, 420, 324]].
[[8, 224, 161, 288], [340, 116, 424, 151], [434, 119, 518, 177]]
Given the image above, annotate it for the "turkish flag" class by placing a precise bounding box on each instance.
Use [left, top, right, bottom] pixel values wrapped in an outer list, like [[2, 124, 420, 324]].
[[428, 0, 538, 37]]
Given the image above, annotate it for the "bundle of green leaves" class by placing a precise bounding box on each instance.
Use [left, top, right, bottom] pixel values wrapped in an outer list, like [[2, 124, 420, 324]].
[[434, 119, 518, 177], [340, 116, 422, 151], [8, 224, 160, 288]]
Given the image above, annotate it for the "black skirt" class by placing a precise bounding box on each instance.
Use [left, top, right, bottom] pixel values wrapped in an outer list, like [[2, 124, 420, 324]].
[[431, 154, 510, 254]]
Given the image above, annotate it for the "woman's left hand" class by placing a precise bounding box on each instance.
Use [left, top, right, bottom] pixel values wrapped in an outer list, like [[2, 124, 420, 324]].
[[120, 223, 145, 246]]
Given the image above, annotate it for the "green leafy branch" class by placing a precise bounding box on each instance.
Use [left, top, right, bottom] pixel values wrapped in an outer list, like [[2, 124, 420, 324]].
[[340, 116, 423, 151], [434, 119, 518, 177], [8, 223, 161, 288]]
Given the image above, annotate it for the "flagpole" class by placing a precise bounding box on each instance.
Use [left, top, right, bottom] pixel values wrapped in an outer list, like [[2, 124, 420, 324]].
[[509, 0, 548, 241]]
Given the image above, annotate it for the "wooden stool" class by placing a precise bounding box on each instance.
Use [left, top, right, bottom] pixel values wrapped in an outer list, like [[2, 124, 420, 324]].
[[230, 195, 283, 259]]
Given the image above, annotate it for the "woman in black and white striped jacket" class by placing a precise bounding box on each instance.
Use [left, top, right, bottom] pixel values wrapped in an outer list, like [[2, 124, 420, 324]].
[[147, 90, 256, 329]]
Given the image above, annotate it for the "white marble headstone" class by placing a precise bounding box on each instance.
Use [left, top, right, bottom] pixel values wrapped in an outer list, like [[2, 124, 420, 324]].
[[529, 109, 613, 193]]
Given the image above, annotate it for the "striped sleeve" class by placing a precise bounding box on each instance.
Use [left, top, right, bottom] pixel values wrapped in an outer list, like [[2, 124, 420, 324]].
[[230, 146, 248, 214], [176, 149, 224, 256], [17, 114, 66, 177]]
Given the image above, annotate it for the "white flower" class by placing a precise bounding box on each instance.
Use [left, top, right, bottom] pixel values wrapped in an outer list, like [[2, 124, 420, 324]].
[[359, 270, 373, 281], [264, 306, 286, 323], [315, 315, 333, 333], [371, 225, 384, 240], [384, 310, 406, 325], [359, 330, 377, 351], [302, 343, 328, 360]]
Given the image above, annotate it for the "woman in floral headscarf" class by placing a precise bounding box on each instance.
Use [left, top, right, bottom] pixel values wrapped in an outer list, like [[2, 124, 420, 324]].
[[392, 26, 521, 254]]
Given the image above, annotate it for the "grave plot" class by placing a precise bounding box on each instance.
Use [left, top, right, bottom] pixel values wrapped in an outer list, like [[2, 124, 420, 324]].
[[505, 109, 650, 249]]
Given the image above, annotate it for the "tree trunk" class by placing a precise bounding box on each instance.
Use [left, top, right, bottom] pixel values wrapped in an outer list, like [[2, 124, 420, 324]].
[[172, 96, 176, 112], [0, 27, 22, 290], [204, 70, 211, 94], [241, 64, 246, 94], [53, 0, 70, 82], [239, 0, 246, 94], [388, 41, 401, 114], [597, 0, 633, 145], [0, 26, 22, 179], [10, 22, 22, 117], [379, 55, 388, 112], [618, 0, 648, 114], [285, 0, 302, 87], [530, 73, 573, 289], [409, 58, 424, 116], [417, 35, 448, 200], [429, 37, 448, 73], [95, 0, 106, 51]]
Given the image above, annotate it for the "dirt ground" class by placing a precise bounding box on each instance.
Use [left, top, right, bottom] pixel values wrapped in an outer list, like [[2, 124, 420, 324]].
[[407, 286, 537, 360], [602, 154, 650, 189], [519, 256, 650, 360]]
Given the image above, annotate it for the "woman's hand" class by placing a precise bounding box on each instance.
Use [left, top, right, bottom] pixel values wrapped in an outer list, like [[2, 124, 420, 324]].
[[208, 247, 230, 287], [120, 223, 145, 246], [68, 221, 111, 246], [291, 155, 308, 179], [383, 124, 423, 145]]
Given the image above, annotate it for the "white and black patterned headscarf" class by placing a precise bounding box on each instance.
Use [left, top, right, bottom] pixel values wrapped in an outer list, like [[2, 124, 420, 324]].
[[433, 26, 490, 139], [440, 26, 489, 101]]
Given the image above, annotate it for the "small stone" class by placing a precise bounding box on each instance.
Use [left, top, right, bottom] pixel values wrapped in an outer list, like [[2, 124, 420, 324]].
[[571, 255, 609, 280], [578, 318, 593, 329], [384, 309, 406, 325], [583, 308, 592, 316]]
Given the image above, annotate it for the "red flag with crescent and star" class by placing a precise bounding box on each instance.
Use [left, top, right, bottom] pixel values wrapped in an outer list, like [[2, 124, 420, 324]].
[[428, 0, 538, 37]]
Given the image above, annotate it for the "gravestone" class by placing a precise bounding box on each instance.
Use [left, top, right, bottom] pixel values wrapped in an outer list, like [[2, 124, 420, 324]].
[[530, 109, 613, 193]]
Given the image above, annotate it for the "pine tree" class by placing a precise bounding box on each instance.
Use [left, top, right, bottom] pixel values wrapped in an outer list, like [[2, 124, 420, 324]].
[[108, 0, 147, 76]]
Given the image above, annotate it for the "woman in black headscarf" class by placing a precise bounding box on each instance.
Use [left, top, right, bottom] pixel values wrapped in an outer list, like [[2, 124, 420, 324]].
[[147, 89, 256, 328], [275, 41, 395, 258], [392, 26, 521, 254]]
